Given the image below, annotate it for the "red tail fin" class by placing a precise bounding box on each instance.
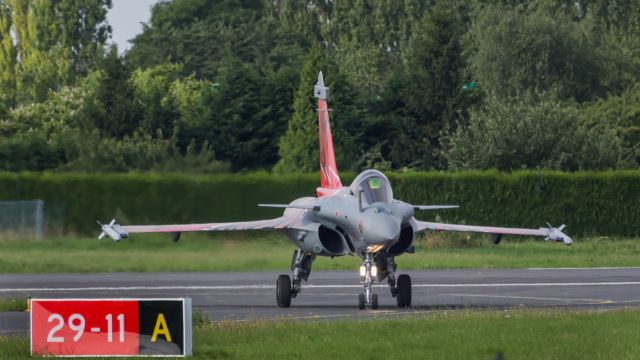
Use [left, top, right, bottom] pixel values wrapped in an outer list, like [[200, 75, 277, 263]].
[[314, 71, 342, 196]]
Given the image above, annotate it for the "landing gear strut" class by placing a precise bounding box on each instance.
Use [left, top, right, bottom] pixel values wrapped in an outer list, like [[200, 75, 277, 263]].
[[386, 256, 398, 296], [358, 253, 379, 309], [276, 249, 315, 308], [358, 254, 412, 309], [384, 256, 411, 308]]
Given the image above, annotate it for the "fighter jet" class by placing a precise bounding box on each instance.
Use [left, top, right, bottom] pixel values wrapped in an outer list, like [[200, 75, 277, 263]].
[[99, 71, 572, 310]]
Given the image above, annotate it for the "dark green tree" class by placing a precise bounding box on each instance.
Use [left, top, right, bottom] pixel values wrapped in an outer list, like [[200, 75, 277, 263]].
[[88, 46, 142, 138], [587, 0, 640, 31], [395, 1, 470, 169], [127, 0, 272, 78], [353, 1, 470, 170], [125, 0, 307, 170], [274, 46, 328, 173], [268, 0, 332, 44], [0, 1, 16, 108], [579, 84, 640, 167], [467, 3, 604, 102], [205, 56, 287, 171], [274, 44, 358, 173]]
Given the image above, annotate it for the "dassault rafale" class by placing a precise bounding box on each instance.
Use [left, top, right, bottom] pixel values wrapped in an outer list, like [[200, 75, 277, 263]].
[[99, 72, 572, 310]]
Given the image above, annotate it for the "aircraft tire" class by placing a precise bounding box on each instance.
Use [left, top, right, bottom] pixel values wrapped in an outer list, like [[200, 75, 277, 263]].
[[276, 274, 292, 308], [396, 274, 411, 308], [371, 294, 378, 310], [358, 294, 366, 310]]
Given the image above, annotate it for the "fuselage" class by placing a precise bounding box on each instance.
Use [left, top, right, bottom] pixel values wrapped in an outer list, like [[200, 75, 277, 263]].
[[281, 170, 417, 258]]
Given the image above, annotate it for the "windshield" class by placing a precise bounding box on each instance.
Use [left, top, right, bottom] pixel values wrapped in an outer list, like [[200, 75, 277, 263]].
[[355, 174, 392, 205]]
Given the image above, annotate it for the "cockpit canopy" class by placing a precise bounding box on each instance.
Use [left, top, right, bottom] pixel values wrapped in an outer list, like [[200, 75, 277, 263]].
[[349, 170, 393, 205]]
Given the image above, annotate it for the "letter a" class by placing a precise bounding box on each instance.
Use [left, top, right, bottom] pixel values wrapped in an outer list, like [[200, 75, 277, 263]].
[[151, 313, 172, 342]]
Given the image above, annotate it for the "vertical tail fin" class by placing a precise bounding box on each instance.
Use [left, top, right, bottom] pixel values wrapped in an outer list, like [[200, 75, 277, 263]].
[[314, 71, 342, 196]]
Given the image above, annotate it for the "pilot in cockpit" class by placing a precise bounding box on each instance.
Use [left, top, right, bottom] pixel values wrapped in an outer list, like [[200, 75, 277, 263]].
[[358, 175, 393, 206]]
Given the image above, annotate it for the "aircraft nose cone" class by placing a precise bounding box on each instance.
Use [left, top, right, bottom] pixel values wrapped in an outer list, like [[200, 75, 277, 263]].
[[365, 214, 401, 244]]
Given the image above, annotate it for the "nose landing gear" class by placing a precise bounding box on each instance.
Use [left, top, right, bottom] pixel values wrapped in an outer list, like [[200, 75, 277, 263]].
[[383, 257, 412, 308], [358, 253, 379, 309]]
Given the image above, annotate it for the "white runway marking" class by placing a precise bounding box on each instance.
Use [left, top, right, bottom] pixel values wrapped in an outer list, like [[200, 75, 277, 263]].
[[441, 293, 613, 304], [409, 282, 640, 288], [619, 299, 640, 304], [527, 267, 640, 270], [2, 281, 640, 293], [233, 311, 413, 322]]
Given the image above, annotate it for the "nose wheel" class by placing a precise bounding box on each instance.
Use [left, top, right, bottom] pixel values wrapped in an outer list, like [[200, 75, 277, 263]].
[[358, 293, 378, 310]]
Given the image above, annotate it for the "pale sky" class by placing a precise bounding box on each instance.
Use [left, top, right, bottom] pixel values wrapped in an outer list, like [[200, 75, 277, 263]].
[[107, 0, 162, 53]]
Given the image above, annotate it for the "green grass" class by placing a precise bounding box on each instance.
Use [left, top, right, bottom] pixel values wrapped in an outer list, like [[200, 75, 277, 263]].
[[0, 298, 27, 312], [2, 309, 640, 359], [0, 233, 639, 273]]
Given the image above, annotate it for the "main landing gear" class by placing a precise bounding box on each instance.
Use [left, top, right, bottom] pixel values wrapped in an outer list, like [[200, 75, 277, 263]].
[[275, 249, 412, 309], [395, 273, 412, 308], [276, 249, 315, 308], [358, 254, 411, 309]]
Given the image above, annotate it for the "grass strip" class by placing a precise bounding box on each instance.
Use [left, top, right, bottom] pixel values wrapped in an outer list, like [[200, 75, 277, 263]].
[[0, 298, 27, 312], [1, 308, 639, 359], [0, 233, 638, 273]]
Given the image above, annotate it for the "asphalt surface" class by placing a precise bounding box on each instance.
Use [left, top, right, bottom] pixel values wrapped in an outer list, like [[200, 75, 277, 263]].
[[2, 268, 640, 336]]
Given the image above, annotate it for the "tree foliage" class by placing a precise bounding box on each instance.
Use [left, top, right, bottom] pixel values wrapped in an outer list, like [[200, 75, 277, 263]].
[[579, 84, 640, 166], [468, 4, 605, 102], [445, 91, 622, 171], [3, 0, 111, 103], [0, 1, 16, 108], [275, 46, 327, 173], [205, 57, 281, 171], [0, 0, 639, 173], [87, 46, 141, 138]]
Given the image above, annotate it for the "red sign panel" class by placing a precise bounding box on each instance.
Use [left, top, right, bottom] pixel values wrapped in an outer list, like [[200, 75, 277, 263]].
[[31, 300, 139, 356], [31, 299, 190, 357]]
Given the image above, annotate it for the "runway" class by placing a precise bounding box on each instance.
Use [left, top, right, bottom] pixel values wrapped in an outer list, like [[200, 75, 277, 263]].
[[2, 268, 640, 336]]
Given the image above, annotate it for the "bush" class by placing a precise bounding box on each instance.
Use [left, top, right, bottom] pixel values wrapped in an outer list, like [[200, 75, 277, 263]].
[[444, 92, 622, 171], [578, 84, 640, 167]]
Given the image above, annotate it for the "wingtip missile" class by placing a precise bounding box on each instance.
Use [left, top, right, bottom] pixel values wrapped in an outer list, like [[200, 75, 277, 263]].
[[97, 218, 128, 242], [314, 71, 329, 100], [544, 224, 572, 246]]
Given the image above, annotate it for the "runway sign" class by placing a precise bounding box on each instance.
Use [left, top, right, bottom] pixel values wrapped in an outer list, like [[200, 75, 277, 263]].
[[30, 298, 192, 357]]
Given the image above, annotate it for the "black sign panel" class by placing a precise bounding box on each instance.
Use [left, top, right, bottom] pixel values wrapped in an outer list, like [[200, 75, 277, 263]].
[[138, 300, 186, 356]]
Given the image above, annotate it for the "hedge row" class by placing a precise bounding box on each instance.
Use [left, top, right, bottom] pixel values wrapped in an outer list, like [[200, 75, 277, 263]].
[[391, 171, 639, 238], [0, 171, 637, 237]]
